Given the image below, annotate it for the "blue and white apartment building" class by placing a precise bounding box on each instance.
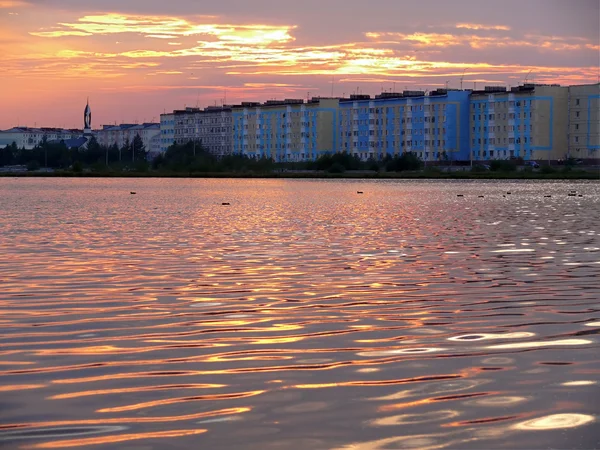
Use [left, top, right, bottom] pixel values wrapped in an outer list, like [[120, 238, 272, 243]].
[[156, 82, 598, 163], [338, 89, 471, 162]]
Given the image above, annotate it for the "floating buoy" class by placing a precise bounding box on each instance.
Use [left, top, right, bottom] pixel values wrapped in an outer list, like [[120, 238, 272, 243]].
[[357, 191, 363, 194], [130, 192, 136, 195], [568, 194, 576, 197], [478, 195, 484, 198], [578, 195, 583, 197], [222, 202, 230, 205], [544, 195, 551, 198], [457, 194, 464, 197], [506, 192, 511, 195]]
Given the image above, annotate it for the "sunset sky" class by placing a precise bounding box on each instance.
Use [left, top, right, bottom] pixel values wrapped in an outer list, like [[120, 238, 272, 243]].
[[0, 0, 598, 129]]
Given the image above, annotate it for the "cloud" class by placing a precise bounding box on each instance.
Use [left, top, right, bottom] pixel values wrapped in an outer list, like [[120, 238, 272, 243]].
[[0, 0, 29, 7], [456, 23, 511, 31], [30, 13, 296, 47]]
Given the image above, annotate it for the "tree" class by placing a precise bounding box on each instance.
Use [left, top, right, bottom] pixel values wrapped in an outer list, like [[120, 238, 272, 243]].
[[132, 133, 147, 162], [0, 142, 16, 166]]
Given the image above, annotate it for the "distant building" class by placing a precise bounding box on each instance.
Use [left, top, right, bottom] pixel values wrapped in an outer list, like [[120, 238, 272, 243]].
[[469, 84, 568, 162], [0, 127, 82, 150], [96, 123, 160, 155], [231, 98, 339, 162], [0, 99, 92, 150], [339, 90, 471, 162], [159, 113, 175, 153], [568, 83, 599, 160], [161, 106, 232, 157]]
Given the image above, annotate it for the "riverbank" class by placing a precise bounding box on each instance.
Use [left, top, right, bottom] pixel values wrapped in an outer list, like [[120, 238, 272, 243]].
[[1, 168, 599, 179]]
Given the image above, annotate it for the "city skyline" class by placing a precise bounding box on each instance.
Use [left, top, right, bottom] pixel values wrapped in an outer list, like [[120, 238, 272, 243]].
[[1, 0, 598, 129]]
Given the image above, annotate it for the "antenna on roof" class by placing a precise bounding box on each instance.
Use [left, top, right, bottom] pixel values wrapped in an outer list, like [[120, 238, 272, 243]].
[[524, 69, 532, 85], [460, 68, 467, 90], [331, 76, 334, 97]]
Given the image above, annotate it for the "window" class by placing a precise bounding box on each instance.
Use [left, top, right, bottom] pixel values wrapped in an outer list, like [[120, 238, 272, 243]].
[[576, 99, 580, 106], [576, 111, 580, 118], [575, 124, 579, 130]]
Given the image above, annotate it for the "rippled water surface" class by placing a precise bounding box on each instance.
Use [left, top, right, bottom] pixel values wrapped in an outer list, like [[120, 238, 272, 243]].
[[1, 178, 599, 450]]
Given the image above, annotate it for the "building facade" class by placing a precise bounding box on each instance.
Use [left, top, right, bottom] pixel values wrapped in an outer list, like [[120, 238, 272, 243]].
[[97, 123, 160, 154], [469, 84, 568, 162], [231, 98, 339, 162], [162, 106, 232, 157], [338, 90, 471, 162], [0, 127, 82, 149], [159, 113, 175, 153], [568, 83, 600, 160]]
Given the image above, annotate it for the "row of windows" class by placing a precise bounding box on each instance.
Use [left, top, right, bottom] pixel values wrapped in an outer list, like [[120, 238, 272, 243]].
[[474, 112, 534, 121], [237, 111, 317, 120], [473, 125, 534, 133], [471, 100, 533, 109], [341, 104, 448, 115], [345, 139, 448, 149], [341, 127, 447, 138], [340, 116, 448, 127], [176, 117, 231, 125], [472, 137, 533, 145]]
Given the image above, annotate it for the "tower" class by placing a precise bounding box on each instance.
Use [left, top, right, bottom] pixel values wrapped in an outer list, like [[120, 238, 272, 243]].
[[84, 98, 92, 135]]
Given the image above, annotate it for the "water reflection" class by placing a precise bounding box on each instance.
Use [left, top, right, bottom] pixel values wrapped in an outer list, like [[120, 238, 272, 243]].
[[0, 178, 598, 449]]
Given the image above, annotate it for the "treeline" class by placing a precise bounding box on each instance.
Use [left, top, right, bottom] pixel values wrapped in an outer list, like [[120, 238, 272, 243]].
[[152, 141, 275, 173], [1, 137, 425, 174], [0, 135, 148, 171]]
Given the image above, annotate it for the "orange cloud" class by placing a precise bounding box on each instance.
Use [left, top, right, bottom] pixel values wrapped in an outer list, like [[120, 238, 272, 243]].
[[30, 13, 296, 47], [456, 23, 511, 31], [0, 0, 29, 7]]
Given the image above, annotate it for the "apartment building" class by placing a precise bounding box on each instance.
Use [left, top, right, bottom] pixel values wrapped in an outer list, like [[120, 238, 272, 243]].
[[338, 90, 471, 162], [568, 83, 600, 160], [231, 98, 339, 162], [97, 123, 160, 155], [165, 106, 232, 157], [0, 127, 82, 150], [469, 84, 568, 162], [159, 113, 175, 153]]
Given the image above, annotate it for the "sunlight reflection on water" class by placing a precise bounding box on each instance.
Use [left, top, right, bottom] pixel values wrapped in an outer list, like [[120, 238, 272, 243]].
[[0, 178, 598, 450]]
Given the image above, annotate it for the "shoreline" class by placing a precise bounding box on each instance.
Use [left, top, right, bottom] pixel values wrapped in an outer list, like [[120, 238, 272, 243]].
[[1, 170, 599, 180]]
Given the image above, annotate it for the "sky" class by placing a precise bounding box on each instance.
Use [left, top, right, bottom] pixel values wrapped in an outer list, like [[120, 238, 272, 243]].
[[0, 0, 598, 129]]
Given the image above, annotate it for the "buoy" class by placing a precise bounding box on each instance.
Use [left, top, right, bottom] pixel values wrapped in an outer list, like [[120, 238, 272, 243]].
[[457, 194, 464, 197], [544, 195, 551, 198], [478, 195, 484, 198], [222, 202, 230, 205], [130, 192, 136, 195], [568, 194, 576, 197], [357, 191, 363, 194], [578, 195, 583, 197], [506, 192, 511, 195]]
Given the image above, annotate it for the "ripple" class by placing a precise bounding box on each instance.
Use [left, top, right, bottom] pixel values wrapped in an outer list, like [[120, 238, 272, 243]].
[[486, 339, 593, 349], [513, 414, 595, 430], [1, 178, 599, 450], [370, 410, 459, 426]]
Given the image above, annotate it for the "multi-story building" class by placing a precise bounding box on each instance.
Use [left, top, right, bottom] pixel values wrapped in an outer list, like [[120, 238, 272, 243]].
[[469, 84, 568, 162], [96, 123, 160, 154], [339, 90, 471, 162], [0, 127, 82, 149], [568, 83, 600, 160], [165, 106, 232, 157], [231, 98, 339, 162], [159, 113, 175, 153]]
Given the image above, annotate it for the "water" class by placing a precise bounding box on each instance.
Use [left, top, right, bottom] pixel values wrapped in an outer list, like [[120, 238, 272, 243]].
[[0, 178, 599, 450]]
